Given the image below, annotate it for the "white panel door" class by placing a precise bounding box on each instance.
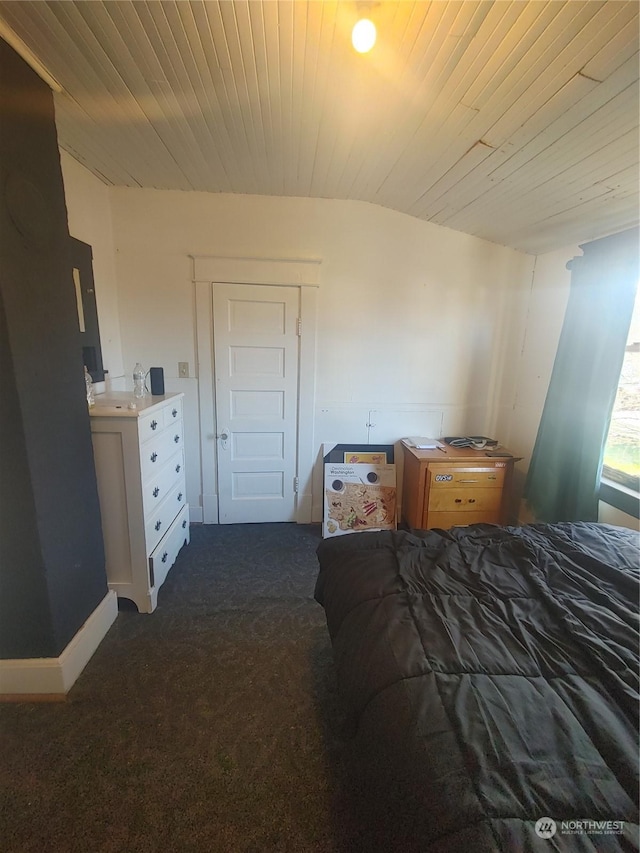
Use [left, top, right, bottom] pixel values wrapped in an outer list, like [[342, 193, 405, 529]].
[[213, 283, 299, 523]]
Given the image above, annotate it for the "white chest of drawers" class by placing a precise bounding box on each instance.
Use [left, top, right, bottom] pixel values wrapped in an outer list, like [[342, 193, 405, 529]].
[[89, 391, 190, 613]]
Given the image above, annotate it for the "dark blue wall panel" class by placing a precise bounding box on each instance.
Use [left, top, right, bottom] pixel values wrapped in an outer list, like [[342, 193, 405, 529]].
[[0, 38, 108, 659]]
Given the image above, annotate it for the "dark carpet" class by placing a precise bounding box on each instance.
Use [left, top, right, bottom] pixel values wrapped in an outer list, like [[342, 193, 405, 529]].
[[0, 523, 377, 853]]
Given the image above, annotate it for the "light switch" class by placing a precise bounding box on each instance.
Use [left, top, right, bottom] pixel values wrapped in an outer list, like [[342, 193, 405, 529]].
[[178, 362, 189, 378]]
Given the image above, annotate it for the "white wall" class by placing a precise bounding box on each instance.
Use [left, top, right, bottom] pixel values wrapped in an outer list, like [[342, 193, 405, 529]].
[[598, 501, 639, 531], [107, 188, 534, 521], [60, 150, 124, 382], [499, 243, 576, 516], [61, 162, 634, 529]]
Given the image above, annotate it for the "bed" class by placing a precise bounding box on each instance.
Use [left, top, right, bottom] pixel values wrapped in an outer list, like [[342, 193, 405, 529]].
[[315, 522, 639, 851]]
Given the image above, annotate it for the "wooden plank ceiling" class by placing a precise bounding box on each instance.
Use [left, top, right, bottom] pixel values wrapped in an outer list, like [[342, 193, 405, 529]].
[[0, 0, 637, 254]]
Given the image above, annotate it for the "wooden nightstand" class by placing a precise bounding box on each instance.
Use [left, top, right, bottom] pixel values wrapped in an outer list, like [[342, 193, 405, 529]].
[[401, 444, 521, 530]]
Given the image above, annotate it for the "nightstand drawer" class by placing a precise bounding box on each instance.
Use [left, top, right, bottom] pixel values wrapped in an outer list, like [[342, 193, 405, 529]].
[[145, 479, 187, 554], [140, 423, 184, 480], [428, 487, 502, 514], [139, 410, 165, 442], [164, 399, 182, 428], [139, 400, 182, 443], [148, 504, 190, 591], [426, 510, 501, 529], [142, 449, 185, 519], [428, 466, 504, 489]]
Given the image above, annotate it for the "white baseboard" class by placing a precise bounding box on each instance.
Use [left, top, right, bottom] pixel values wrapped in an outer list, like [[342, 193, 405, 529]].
[[296, 493, 313, 523], [202, 493, 219, 524], [0, 590, 118, 697], [189, 504, 204, 523]]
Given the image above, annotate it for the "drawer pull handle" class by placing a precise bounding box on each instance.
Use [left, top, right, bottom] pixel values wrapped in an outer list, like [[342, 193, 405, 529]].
[[153, 487, 160, 497], [155, 520, 162, 531], [177, 492, 183, 502], [150, 452, 158, 463], [151, 420, 158, 430], [469, 499, 476, 504], [172, 409, 178, 417], [182, 519, 187, 529], [455, 498, 462, 503], [162, 551, 168, 563], [175, 464, 181, 473], [174, 434, 180, 443]]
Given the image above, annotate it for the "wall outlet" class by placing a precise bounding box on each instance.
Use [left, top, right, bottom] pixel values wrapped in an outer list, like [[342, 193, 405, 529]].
[[178, 362, 189, 378]]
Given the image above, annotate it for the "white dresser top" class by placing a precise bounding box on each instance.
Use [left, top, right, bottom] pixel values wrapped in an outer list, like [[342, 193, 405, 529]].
[[89, 391, 183, 418]]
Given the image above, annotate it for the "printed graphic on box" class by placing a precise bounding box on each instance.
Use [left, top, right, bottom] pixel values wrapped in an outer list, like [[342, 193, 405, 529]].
[[323, 462, 396, 537], [343, 451, 387, 464]]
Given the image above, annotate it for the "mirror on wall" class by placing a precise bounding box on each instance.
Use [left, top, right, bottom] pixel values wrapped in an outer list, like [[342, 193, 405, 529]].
[[70, 236, 105, 383]]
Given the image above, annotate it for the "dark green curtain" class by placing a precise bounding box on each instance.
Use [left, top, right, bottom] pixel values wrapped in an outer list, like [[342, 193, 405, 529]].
[[524, 227, 639, 522]]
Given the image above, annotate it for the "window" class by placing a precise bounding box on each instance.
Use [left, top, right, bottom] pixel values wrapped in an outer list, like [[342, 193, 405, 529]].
[[601, 288, 639, 511]]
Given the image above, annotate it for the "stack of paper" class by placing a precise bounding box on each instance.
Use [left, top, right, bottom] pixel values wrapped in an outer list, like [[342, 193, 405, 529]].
[[401, 437, 444, 449]]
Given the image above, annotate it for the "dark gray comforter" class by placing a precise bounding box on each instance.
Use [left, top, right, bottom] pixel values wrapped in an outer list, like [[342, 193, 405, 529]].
[[315, 523, 639, 851]]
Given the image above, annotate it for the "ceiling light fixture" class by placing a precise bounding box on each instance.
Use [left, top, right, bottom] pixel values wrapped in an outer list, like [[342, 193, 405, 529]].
[[352, 17, 376, 53]]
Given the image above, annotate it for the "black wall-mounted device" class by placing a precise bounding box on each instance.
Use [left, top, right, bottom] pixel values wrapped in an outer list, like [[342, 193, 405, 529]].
[[149, 366, 165, 396]]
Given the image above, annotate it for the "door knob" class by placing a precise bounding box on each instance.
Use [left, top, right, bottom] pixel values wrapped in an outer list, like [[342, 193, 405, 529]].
[[217, 429, 229, 450]]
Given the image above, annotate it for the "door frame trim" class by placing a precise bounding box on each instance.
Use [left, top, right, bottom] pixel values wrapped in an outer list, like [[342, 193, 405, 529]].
[[192, 256, 320, 524]]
